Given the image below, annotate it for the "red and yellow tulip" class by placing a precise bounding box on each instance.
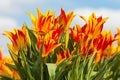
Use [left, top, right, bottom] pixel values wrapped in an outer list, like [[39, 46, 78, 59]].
[[93, 30, 115, 62], [70, 24, 82, 43], [56, 48, 75, 65], [80, 13, 108, 39], [115, 27, 120, 46], [4, 25, 29, 53], [1, 8, 120, 80], [37, 28, 63, 57], [27, 8, 56, 35], [57, 8, 75, 31], [0, 49, 20, 79]]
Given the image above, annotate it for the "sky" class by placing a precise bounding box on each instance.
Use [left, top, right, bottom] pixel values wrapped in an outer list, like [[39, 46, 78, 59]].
[[0, 0, 120, 56]]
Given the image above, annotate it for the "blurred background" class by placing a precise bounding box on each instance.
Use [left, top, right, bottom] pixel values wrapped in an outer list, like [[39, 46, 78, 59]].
[[0, 0, 120, 56]]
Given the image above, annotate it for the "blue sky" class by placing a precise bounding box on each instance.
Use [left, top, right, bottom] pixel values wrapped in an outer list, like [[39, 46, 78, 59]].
[[0, 0, 120, 56]]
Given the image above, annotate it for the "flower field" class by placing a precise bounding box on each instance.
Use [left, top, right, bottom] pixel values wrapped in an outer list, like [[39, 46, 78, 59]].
[[0, 8, 120, 80]]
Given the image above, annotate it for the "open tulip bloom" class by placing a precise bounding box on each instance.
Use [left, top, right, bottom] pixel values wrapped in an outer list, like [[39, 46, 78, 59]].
[[1, 8, 120, 80]]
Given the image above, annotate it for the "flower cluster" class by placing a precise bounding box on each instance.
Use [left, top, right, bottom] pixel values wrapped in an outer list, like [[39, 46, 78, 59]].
[[1, 8, 120, 80]]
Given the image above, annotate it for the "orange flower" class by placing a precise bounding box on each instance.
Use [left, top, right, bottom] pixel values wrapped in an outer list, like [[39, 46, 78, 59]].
[[80, 35, 93, 56], [70, 24, 82, 42], [111, 27, 120, 56], [80, 13, 108, 39], [37, 35, 43, 51], [0, 49, 20, 79], [115, 27, 120, 46], [0, 49, 2, 60], [57, 8, 74, 48], [37, 28, 63, 57], [57, 8, 75, 31], [4, 25, 28, 53], [70, 13, 108, 57], [27, 8, 56, 35], [70, 24, 93, 56], [93, 30, 115, 62], [56, 48, 75, 65]]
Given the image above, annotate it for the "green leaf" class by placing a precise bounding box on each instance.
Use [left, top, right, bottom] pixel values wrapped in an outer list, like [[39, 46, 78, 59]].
[[8, 49, 26, 80], [68, 35, 74, 53], [46, 63, 56, 80], [21, 50, 35, 80], [27, 27, 37, 45], [93, 53, 120, 80], [0, 74, 14, 80], [43, 63, 50, 80], [27, 26, 38, 53], [55, 55, 78, 80]]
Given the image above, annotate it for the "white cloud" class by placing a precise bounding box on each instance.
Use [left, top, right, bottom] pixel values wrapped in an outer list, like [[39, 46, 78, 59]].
[[16, 0, 43, 4], [0, 0, 43, 15], [0, 0, 44, 56], [73, 8, 120, 34], [0, 17, 18, 56], [0, 0, 21, 15], [0, 17, 18, 33]]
